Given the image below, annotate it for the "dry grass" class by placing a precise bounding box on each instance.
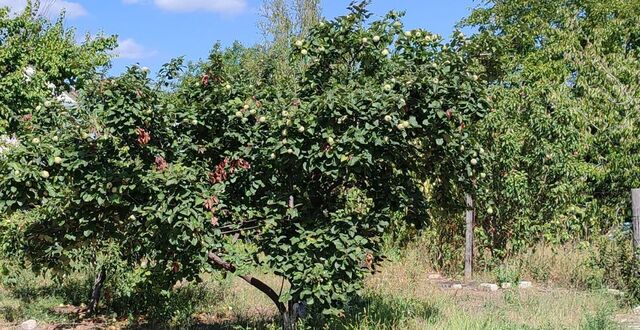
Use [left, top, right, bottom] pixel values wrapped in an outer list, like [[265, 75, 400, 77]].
[[359, 255, 619, 330], [191, 245, 621, 329], [0, 242, 625, 329]]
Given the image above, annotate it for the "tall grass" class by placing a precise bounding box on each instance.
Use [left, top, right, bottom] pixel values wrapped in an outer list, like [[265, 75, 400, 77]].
[[0, 237, 629, 329]]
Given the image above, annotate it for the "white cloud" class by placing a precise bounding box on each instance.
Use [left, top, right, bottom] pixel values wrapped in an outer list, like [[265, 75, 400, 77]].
[[0, 0, 87, 18], [48, 0, 86, 18], [114, 38, 158, 60], [123, 0, 246, 14]]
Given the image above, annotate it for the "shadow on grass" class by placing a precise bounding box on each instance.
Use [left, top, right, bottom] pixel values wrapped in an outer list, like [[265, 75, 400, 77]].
[[2, 265, 439, 329], [328, 293, 440, 329], [184, 293, 440, 330], [0, 266, 93, 323], [6, 275, 92, 306]]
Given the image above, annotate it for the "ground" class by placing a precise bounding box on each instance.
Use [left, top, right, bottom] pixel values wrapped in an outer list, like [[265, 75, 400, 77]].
[[0, 254, 634, 329]]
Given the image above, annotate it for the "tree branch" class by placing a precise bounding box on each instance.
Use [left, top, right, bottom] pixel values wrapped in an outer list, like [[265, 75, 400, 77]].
[[207, 251, 287, 315]]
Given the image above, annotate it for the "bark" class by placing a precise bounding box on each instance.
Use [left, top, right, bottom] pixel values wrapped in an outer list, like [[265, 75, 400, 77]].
[[87, 267, 106, 314], [282, 302, 298, 330], [208, 251, 303, 329], [208, 252, 286, 315]]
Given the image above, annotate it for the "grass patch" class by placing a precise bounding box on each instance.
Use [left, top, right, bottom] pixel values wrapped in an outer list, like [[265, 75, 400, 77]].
[[0, 242, 626, 329]]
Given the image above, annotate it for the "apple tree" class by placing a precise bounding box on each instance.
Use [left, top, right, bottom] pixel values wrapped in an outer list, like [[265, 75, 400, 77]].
[[0, 1, 115, 212], [179, 2, 489, 327]]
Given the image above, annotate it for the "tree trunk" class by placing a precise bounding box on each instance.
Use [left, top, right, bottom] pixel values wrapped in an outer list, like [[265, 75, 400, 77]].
[[208, 251, 299, 330], [87, 267, 106, 314], [281, 305, 298, 330]]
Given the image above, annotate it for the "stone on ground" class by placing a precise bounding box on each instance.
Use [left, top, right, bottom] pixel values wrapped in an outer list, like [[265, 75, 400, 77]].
[[501, 282, 512, 289], [479, 283, 499, 292], [518, 281, 533, 289], [607, 288, 624, 296], [20, 319, 38, 330], [451, 284, 463, 290]]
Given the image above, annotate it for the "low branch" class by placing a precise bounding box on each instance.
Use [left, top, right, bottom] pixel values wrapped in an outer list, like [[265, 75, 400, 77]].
[[207, 251, 286, 315]]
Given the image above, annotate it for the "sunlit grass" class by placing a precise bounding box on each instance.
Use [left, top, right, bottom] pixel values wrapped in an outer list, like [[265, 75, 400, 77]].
[[0, 243, 625, 329]]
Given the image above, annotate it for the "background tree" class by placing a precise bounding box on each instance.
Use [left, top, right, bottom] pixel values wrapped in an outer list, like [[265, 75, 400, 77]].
[[0, 0, 115, 211], [462, 0, 640, 259], [258, 0, 321, 84]]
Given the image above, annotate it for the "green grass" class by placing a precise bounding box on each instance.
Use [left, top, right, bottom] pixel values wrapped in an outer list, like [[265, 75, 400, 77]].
[[0, 244, 626, 329]]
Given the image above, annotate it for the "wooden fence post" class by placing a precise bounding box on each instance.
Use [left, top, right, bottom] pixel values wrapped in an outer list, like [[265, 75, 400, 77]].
[[632, 189, 640, 256], [465, 193, 475, 280]]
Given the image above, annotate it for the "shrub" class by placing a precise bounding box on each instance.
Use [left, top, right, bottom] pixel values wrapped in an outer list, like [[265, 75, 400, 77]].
[[586, 231, 640, 304]]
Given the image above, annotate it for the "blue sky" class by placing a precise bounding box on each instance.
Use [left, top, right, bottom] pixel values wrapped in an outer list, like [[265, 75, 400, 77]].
[[1, 0, 479, 74]]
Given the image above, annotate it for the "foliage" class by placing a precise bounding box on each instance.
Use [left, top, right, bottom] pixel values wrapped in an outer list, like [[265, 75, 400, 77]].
[[258, 0, 322, 84], [0, 1, 489, 325], [587, 231, 640, 304], [192, 2, 487, 319], [0, 1, 116, 135], [462, 0, 640, 258]]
